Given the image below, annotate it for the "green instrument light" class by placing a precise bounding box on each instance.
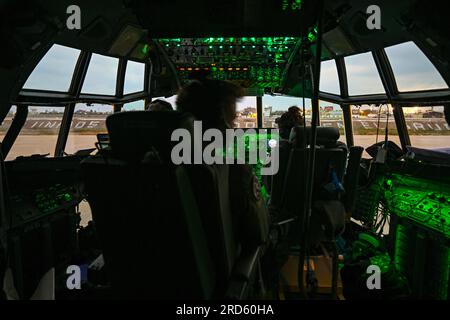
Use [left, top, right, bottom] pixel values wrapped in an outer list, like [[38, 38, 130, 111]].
[[282, 0, 302, 11], [308, 26, 318, 42], [141, 44, 150, 55], [156, 37, 299, 87]]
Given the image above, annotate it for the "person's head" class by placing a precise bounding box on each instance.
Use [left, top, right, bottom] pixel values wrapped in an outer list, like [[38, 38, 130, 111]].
[[176, 79, 244, 129], [275, 106, 304, 139], [145, 99, 173, 111]]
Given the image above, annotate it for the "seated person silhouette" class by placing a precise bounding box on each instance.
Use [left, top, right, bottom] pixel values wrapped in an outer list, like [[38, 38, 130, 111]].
[[145, 99, 173, 111], [275, 106, 304, 147], [176, 78, 270, 254]]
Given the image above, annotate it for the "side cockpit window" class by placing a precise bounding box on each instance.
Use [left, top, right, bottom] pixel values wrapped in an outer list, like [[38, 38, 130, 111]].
[[23, 44, 81, 92], [385, 41, 448, 92], [81, 54, 119, 95], [320, 59, 340, 95], [0, 105, 16, 140], [7, 106, 64, 160], [345, 52, 385, 96], [403, 106, 450, 150], [124, 61, 145, 94]]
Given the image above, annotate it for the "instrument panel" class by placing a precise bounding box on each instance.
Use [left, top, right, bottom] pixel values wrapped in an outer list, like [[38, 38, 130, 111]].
[[9, 183, 81, 227], [157, 37, 300, 89], [384, 174, 450, 240]]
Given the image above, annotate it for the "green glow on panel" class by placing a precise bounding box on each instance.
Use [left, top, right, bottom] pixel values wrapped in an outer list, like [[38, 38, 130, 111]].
[[159, 37, 299, 47], [394, 224, 408, 273], [370, 253, 391, 274], [282, 0, 302, 11], [212, 132, 279, 200], [141, 44, 150, 55], [307, 26, 318, 42], [383, 174, 450, 238]]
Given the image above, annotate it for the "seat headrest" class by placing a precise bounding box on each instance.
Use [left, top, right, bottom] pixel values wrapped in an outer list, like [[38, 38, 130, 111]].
[[291, 126, 340, 148], [106, 111, 195, 161]]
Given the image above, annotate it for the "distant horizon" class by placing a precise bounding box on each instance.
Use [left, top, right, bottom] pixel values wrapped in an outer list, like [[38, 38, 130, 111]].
[[5, 101, 442, 115]]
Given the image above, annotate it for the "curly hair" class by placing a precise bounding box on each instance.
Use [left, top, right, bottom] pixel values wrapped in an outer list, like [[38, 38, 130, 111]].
[[176, 79, 244, 129], [275, 106, 304, 139]]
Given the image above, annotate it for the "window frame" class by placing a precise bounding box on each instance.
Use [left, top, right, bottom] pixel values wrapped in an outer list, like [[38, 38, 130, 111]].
[[344, 51, 386, 97], [22, 44, 82, 93], [319, 59, 341, 96], [400, 103, 450, 150], [17, 45, 150, 106], [2, 104, 67, 159], [11, 41, 450, 157], [123, 60, 146, 95]]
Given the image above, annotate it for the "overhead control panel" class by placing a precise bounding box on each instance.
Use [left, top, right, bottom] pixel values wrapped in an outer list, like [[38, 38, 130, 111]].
[[157, 37, 300, 90]]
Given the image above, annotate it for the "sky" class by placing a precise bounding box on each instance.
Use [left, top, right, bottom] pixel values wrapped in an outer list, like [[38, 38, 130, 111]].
[[20, 40, 448, 112]]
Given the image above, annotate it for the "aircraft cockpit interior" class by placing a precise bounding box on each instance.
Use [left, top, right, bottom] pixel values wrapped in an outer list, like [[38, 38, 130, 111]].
[[0, 0, 449, 304]]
